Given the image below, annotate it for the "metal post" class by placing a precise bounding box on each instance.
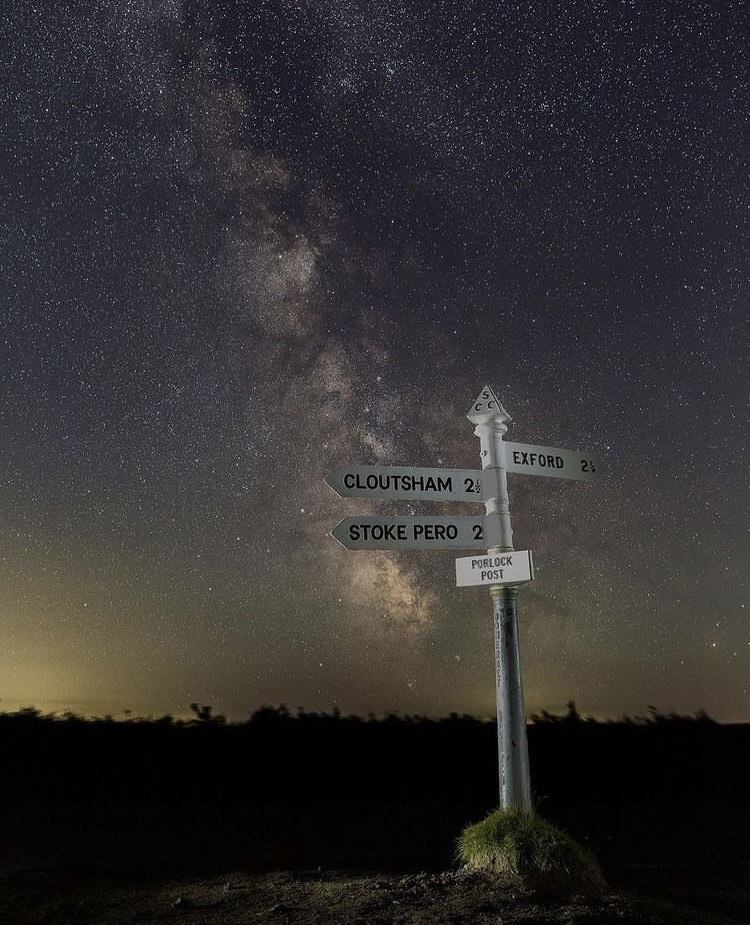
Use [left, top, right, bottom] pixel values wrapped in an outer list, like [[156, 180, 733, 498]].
[[469, 387, 533, 813], [492, 586, 532, 812]]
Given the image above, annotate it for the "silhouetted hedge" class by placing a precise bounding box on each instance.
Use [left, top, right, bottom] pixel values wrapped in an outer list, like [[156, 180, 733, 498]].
[[0, 704, 747, 808]]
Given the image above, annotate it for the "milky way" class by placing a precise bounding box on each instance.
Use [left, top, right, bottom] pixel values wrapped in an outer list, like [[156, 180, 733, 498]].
[[1, 1, 747, 721]]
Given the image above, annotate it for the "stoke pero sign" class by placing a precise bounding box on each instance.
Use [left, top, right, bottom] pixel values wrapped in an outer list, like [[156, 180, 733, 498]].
[[332, 515, 487, 550]]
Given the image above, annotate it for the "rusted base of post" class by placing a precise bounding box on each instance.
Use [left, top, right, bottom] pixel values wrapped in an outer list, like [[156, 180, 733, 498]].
[[491, 585, 533, 813]]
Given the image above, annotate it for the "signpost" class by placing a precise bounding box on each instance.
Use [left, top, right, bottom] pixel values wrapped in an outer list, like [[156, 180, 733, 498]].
[[467, 386, 533, 812], [326, 384, 601, 814]]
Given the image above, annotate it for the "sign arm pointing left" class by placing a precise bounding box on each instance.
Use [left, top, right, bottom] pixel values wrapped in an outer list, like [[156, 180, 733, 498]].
[[325, 465, 483, 502]]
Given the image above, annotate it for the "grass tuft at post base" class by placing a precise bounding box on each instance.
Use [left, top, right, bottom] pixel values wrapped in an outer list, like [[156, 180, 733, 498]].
[[456, 807, 607, 895]]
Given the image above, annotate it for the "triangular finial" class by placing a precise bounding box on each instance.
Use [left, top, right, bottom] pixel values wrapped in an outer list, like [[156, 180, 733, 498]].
[[467, 385, 511, 425]]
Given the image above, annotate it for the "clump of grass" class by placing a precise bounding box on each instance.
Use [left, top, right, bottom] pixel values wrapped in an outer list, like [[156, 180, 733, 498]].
[[456, 808, 606, 894]]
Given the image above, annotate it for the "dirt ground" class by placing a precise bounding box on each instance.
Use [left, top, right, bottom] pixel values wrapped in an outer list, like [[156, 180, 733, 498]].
[[1, 800, 747, 925], [3, 865, 748, 925]]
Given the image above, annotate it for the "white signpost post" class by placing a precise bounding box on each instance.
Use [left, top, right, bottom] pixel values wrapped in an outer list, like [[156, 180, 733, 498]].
[[467, 387, 534, 812], [465, 385, 601, 812], [326, 384, 601, 814]]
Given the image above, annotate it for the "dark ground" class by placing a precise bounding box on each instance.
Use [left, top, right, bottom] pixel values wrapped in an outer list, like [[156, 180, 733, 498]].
[[0, 798, 747, 924], [0, 711, 747, 923]]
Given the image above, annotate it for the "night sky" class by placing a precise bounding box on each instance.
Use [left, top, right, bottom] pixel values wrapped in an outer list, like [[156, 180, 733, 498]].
[[2, 1, 747, 723]]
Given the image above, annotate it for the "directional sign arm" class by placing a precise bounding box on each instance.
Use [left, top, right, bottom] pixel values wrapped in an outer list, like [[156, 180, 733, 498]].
[[331, 516, 490, 550], [503, 442, 602, 482], [325, 465, 483, 501]]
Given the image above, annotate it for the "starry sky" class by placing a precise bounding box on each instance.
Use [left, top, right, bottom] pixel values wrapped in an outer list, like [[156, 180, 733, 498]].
[[1, 1, 747, 723]]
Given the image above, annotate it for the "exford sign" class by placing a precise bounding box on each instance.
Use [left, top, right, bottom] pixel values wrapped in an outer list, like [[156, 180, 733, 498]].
[[502, 441, 601, 481]]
